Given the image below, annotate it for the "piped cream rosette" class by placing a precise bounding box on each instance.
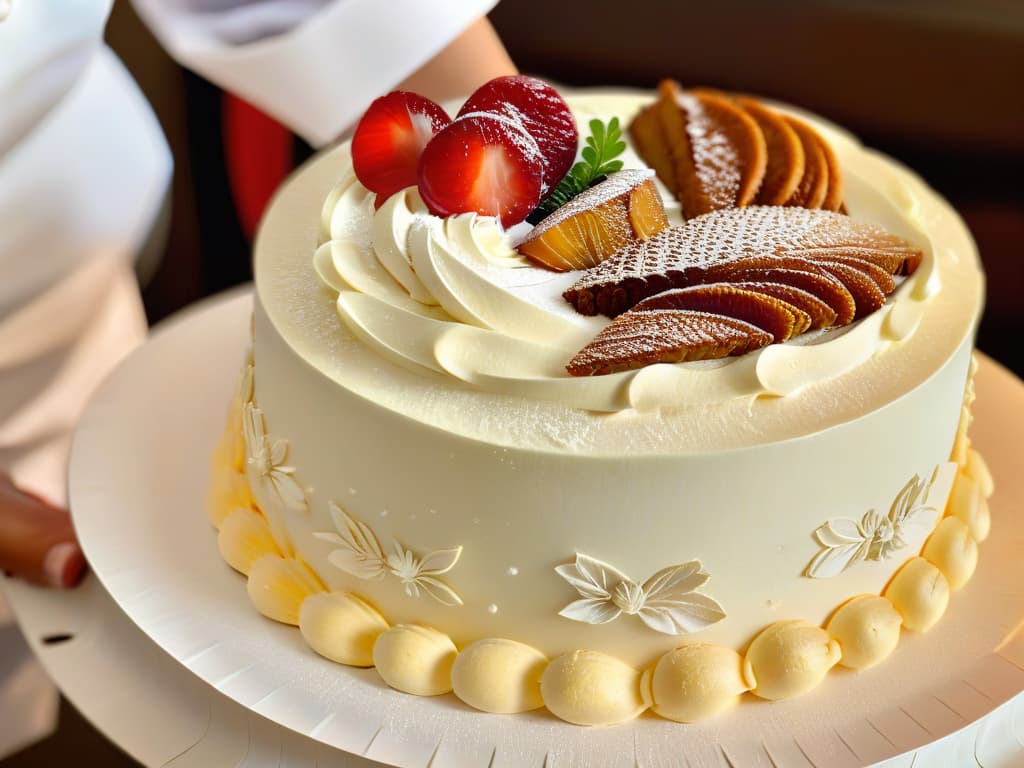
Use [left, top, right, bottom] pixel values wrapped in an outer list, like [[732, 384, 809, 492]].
[[313, 97, 940, 413]]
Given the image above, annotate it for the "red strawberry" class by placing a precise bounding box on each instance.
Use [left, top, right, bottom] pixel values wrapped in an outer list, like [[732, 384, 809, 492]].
[[418, 113, 544, 228], [457, 75, 578, 194], [352, 91, 451, 206]]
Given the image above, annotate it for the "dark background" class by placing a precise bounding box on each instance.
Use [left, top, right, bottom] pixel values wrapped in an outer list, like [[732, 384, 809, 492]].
[[5, 1, 1023, 764]]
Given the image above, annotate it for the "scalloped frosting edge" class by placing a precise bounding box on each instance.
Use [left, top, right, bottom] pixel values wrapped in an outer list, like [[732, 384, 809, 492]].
[[206, 354, 994, 726]]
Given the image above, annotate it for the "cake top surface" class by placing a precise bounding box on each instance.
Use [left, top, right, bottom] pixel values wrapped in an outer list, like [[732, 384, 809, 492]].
[[253, 89, 983, 456]]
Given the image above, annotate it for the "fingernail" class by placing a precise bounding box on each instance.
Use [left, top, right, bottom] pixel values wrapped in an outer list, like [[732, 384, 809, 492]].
[[43, 542, 83, 588]]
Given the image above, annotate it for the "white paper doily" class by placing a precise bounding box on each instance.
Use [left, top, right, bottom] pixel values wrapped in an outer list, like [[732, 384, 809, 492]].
[[59, 289, 1024, 767]]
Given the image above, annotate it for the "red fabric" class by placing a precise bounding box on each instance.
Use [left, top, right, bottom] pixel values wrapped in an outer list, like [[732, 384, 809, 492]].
[[223, 94, 292, 240]]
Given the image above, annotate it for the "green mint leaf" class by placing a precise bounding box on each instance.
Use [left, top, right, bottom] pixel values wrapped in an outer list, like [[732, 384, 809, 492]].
[[527, 117, 629, 223], [597, 159, 624, 176]]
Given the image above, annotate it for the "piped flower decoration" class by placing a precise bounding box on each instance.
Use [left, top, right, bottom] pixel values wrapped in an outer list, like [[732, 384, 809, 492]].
[[242, 402, 308, 515], [555, 553, 726, 636], [314, 502, 463, 606], [806, 469, 940, 578]]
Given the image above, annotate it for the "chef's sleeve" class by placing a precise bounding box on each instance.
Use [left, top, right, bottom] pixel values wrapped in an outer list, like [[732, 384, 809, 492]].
[[130, 0, 500, 147]]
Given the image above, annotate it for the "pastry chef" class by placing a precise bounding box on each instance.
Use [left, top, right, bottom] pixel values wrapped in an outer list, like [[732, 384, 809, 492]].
[[0, 0, 511, 755]]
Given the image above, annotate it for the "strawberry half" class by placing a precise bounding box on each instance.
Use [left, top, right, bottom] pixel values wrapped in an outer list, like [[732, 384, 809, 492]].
[[418, 113, 544, 228], [457, 75, 578, 194], [352, 91, 451, 206]]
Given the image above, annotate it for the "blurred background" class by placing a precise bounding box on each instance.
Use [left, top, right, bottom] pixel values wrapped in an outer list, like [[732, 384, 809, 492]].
[[5, 0, 1023, 764]]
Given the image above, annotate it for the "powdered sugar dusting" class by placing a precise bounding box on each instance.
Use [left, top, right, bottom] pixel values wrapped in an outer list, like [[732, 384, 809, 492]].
[[677, 91, 741, 211], [524, 169, 655, 241], [457, 111, 544, 167]]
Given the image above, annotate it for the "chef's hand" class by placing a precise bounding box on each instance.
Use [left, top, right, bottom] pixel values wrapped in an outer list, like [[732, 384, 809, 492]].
[[0, 473, 85, 588]]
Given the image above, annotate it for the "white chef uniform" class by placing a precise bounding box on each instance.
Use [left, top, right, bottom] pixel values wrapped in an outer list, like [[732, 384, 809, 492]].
[[0, 0, 495, 756]]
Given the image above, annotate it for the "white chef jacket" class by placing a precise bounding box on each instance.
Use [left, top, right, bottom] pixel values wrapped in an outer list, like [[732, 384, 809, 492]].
[[0, 0, 496, 755]]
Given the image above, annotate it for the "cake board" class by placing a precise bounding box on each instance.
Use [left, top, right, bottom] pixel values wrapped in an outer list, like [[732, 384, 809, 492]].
[[4, 288, 1022, 767]]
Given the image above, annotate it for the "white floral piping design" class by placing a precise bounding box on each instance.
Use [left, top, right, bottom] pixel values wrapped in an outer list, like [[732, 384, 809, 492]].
[[315, 502, 463, 606], [555, 554, 726, 636], [806, 468, 940, 578], [242, 401, 308, 515]]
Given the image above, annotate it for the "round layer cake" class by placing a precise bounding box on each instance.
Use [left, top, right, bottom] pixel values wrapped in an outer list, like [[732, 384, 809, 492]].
[[211, 88, 990, 723]]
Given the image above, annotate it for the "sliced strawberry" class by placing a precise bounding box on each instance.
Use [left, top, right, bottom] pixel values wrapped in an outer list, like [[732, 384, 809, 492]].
[[418, 113, 544, 228], [352, 91, 451, 206], [457, 75, 578, 194]]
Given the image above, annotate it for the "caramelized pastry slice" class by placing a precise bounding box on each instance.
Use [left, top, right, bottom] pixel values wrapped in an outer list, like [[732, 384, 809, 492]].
[[628, 103, 677, 196], [518, 171, 669, 271], [717, 268, 854, 326], [734, 97, 806, 205], [790, 246, 907, 275], [818, 128, 844, 212], [634, 284, 808, 342], [566, 310, 772, 376], [817, 261, 887, 318], [813, 255, 897, 294], [726, 281, 837, 329], [783, 116, 829, 209], [655, 81, 767, 217], [710, 253, 826, 277]]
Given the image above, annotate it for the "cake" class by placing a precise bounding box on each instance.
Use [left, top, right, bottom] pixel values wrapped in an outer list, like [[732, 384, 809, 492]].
[[207, 77, 993, 726]]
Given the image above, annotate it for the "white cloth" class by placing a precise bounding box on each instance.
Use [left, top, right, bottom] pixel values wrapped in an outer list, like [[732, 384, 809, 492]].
[[131, 0, 500, 146], [1, 0, 497, 756], [0, 0, 107, 162], [0, 1, 170, 757]]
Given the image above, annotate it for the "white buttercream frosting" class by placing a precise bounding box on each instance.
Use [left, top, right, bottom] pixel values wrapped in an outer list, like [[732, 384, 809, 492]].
[[314, 93, 944, 413]]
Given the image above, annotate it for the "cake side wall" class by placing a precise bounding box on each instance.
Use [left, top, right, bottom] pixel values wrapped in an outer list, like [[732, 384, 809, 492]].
[[251, 297, 972, 666]]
